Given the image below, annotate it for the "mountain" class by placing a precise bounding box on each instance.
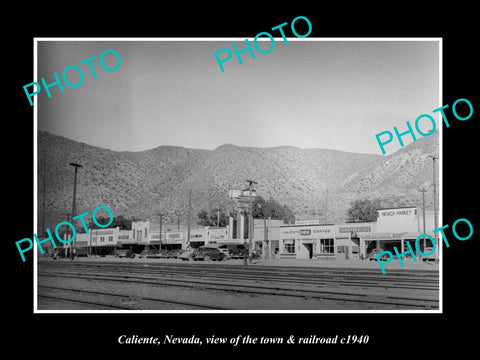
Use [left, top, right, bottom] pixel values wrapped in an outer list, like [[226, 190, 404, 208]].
[[37, 131, 439, 231]]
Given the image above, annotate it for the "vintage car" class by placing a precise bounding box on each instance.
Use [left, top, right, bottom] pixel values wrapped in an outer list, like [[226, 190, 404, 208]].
[[193, 246, 225, 261], [115, 249, 135, 258], [368, 248, 390, 261]]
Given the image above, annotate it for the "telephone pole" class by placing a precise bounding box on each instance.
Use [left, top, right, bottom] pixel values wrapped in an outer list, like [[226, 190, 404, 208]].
[[69, 162, 82, 260], [159, 212, 163, 251], [246, 180, 257, 265], [418, 187, 427, 253], [187, 190, 192, 250], [429, 154, 439, 263], [324, 188, 328, 225], [42, 150, 46, 238], [61, 213, 71, 258]]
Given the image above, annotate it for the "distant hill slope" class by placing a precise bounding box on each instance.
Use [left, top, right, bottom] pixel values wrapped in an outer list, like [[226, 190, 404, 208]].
[[37, 131, 439, 230]]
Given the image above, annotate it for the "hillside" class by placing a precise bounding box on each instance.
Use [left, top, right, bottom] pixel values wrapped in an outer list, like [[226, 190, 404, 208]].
[[37, 131, 439, 231]]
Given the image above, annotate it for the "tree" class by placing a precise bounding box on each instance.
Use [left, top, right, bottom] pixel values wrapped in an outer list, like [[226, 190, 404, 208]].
[[88, 215, 132, 230], [346, 198, 380, 222], [252, 196, 295, 224], [197, 208, 229, 227]]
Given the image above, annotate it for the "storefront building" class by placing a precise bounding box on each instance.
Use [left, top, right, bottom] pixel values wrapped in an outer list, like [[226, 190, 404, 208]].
[[69, 206, 435, 260], [362, 207, 436, 258], [278, 224, 336, 260], [334, 222, 376, 260]]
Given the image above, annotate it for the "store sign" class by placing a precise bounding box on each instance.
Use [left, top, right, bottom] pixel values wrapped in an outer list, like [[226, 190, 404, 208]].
[[207, 229, 228, 241], [313, 228, 332, 234], [339, 226, 371, 233], [167, 232, 183, 240], [379, 208, 415, 217], [281, 226, 333, 236]]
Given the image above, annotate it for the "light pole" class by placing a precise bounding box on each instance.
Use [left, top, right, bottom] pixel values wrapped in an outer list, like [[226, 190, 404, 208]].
[[187, 190, 192, 250], [69, 163, 82, 260], [418, 187, 427, 257], [41, 150, 46, 238], [61, 213, 71, 258], [429, 154, 439, 263], [246, 180, 257, 265], [159, 212, 163, 252]]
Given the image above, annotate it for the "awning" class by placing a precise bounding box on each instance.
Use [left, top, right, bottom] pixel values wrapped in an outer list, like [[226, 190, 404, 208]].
[[362, 232, 421, 241]]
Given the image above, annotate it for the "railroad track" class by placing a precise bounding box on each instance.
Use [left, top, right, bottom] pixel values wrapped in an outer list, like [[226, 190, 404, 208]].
[[39, 261, 439, 290], [37, 284, 228, 310], [37, 261, 439, 310]]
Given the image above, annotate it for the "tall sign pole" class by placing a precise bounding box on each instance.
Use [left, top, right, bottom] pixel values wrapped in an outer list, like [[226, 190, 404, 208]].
[[42, 150, 46, 238], [187, 190, 192, 250], [159, 212, 163, 251], [69, 163, 82, 260], [429, 155, 439, 263], [246, 180, 257, 265], [418, 187, 427, 256]]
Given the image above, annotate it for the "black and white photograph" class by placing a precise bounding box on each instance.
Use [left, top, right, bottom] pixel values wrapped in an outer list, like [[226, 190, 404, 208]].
[[34, 39, 441, 312]]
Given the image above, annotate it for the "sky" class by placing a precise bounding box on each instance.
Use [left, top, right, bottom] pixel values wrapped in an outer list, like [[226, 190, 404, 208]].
[[36, 39, 440, 155]]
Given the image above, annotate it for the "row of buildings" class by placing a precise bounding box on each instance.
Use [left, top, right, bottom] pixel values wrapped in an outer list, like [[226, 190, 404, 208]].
[[56, 206, 437, 260]]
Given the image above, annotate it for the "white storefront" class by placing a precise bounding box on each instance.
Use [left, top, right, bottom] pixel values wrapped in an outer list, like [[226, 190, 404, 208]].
[[362, 207, 436, 258], [188, 228, 207, 248], [334, 222, 376, 260], [278, 225, 336, 260], [207, 228, 229, 245], [376, 207, 418, 233]]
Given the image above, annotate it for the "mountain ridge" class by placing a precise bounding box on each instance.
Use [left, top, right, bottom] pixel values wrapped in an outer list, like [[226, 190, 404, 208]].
[[37, 130, 438, 231]]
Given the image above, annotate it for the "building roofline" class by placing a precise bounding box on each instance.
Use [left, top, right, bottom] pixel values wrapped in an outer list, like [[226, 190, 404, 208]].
[[377, 206, 417, 211]]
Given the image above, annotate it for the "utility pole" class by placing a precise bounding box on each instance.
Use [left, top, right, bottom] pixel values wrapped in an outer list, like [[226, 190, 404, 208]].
[[69, 163, 82, 260], [246, 180, 257, 265], [159, 212, 163, 251], [429, 154, 439, 263], [418, 187, 427, 254], [61, 213, 71, 258], [324, 188, 328, 225], [187, 190, 192, 250], [42, 150, 46, 238]]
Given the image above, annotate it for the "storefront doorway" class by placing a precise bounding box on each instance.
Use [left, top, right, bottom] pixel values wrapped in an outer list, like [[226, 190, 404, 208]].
[[302, 242, 313, 259]]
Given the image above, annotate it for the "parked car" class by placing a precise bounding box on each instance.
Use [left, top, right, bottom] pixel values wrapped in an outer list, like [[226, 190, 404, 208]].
[[218, 244, 248, 259], [139, 249, 160, 259], [74, 247, 89, 258], [165, 249, 182, 259], [116, 249, 135, 258], [218, 248, 231, 259], [368, 248, 389, 261], [194, 246, 225, 261], [179, 249, 198, 261], [422, 246, 437, 262], [230, 248, 248, 259]]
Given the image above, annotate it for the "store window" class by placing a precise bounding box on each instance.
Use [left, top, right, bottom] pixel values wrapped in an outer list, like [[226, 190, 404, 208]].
[[319, 239, 334, 254], [284, 239, 295, 253]]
